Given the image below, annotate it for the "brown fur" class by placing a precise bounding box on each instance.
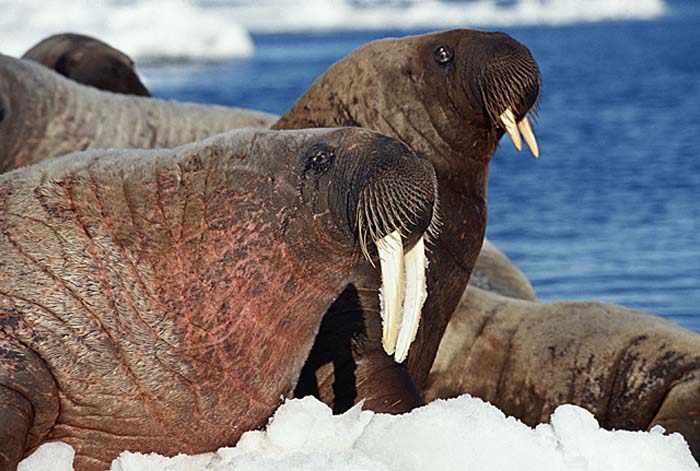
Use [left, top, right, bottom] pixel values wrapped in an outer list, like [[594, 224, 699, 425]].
[[274, 29, 541, 412], [0, 55, 277, 172], [425, 285, 700, 461], [22, 33, 150, 96], [0, 127, 437, 471]]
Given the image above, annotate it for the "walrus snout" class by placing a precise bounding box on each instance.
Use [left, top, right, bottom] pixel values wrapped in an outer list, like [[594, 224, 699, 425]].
[[472, 32, 541, 157], [337, 131, 438, 363]]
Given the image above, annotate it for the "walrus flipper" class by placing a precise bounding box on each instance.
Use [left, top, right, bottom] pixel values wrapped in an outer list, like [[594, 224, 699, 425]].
[[0, 334, 59, 470], [649, 376, 700, 459]]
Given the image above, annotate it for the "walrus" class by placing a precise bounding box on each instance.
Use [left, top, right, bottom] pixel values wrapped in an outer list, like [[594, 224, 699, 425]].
[[0, 55, 277, 172], [272, 29, 542, 413], [424, 285, 700, 460], [469, 238, 536, 301], [22, 33, 150, 96], [0, 126, 439, 471]]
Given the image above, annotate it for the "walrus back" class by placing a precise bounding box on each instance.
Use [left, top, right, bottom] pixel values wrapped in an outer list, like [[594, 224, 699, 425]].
[[0, 55, 278, 171]]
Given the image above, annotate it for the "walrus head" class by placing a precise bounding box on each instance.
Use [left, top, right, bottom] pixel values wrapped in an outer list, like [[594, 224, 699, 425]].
[[274, 28, 541, 170], [289, 128, 439, 361], [53, 45, 150, 97], [453, 30, 541, 157], [22, 33, 150, 96]]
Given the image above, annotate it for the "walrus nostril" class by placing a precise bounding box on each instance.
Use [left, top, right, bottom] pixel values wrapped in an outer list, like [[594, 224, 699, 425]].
[[0, 98, 5, 123]]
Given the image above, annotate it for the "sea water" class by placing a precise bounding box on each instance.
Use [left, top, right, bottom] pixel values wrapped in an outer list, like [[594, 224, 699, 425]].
[[1, 0, 698, 331]]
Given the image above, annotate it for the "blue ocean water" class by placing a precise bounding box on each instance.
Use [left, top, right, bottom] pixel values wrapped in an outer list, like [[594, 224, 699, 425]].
[[140, 1, 700, 331]]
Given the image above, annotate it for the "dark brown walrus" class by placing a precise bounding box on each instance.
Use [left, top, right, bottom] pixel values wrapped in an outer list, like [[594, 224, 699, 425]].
[[22, 33, 150, 96], [425, 285, 700, 461], [0, 127, 438, 471], [0, 55, 277, 172], [271, 29, 542, 413]]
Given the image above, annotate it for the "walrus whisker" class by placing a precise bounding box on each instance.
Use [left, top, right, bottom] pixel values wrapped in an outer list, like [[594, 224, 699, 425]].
[[357, 191, 373, 265], [381, 183, 410, 238], [367, 184, 383, 243], [376, 181, 403, 238]]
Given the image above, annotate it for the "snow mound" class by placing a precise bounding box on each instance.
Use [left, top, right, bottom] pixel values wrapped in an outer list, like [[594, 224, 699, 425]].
[[19, 394, 699, 471]]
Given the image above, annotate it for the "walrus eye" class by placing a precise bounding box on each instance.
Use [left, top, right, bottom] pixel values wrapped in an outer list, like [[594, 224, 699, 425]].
[[434, 45, 454, 65], [306, 148, 335, 175]]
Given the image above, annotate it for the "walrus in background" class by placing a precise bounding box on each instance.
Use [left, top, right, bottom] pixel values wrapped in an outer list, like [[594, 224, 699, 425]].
[[0, 127, 439, 471], [22, 33, 150, 96], [273, 29, 542, 413], [424, 285, 700, 461], [469, 238, 536, 301], [0, 55, 277, 172]]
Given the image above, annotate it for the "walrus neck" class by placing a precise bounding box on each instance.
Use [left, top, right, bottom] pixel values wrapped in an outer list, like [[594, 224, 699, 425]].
[[273, 85, 359, 131], [436, 143, 493, 199]]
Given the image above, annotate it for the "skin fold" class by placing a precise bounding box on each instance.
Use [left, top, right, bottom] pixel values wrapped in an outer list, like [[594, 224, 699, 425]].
[[22, 33, 151, 96], [0, 127, 437, 471], [425, 285, 700, 461], [272, 29, 542, 413], [0, 55, 277, 172]]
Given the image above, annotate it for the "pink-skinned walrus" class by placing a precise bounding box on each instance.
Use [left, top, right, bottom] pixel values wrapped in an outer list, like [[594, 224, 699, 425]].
[[0, 126, 439, 471], [0, 55, 276, 172]]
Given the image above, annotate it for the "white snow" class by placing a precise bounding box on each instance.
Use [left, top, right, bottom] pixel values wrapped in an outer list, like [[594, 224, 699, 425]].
[[19, 394, 699, 471], [0, 0, 667, 61]]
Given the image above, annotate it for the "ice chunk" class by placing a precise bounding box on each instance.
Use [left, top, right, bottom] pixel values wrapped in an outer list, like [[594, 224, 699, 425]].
[[19, 395, 699, 471]]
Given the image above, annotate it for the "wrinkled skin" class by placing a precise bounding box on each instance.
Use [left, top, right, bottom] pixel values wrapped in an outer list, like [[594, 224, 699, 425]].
[[425, 285, 700, 461], [0, 127, 437, 471], [273, 29, 541, 413], [0, 55, 277, 172], [22, 33, 150, 96]]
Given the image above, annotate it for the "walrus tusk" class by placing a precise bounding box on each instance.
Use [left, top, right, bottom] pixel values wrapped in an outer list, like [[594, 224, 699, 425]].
[[517, 116, 539, 158], [377, 230, 405, 355], [499, 108, 522, 151], [500, 107, 539, 158], [394, 236, 427, 363]]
